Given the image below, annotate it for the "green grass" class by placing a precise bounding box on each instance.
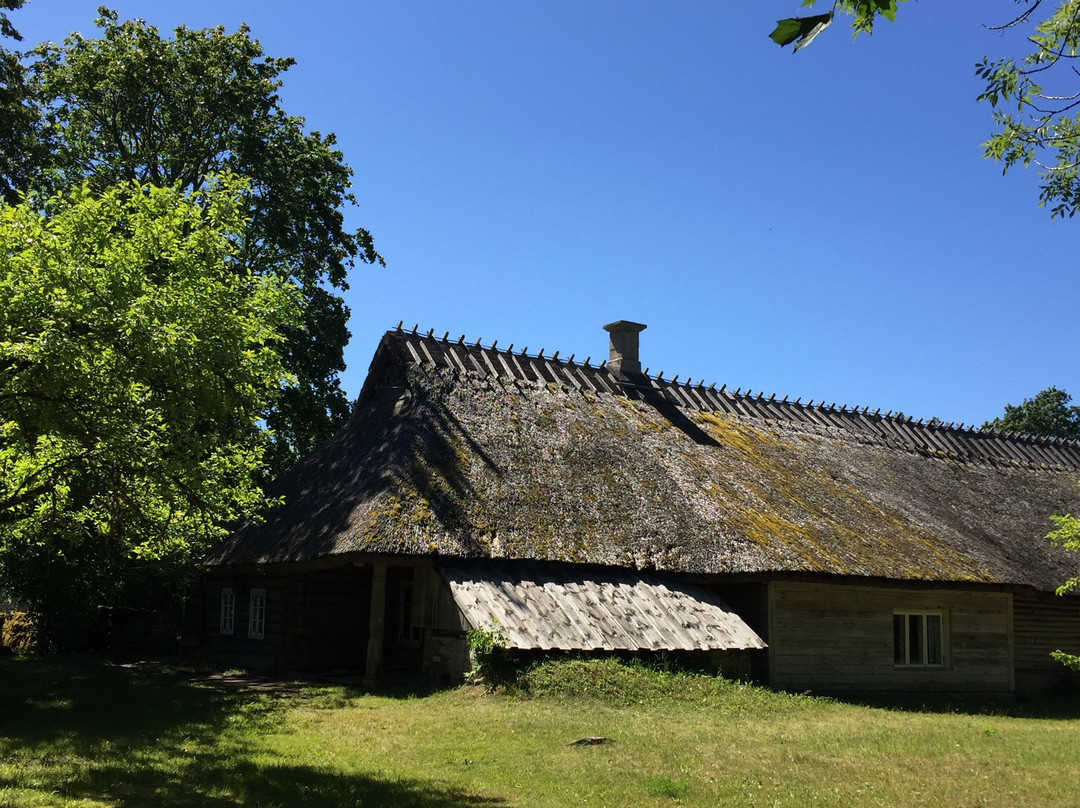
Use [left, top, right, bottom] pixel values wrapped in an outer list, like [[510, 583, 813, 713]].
[[2, 656, 1080, 807]]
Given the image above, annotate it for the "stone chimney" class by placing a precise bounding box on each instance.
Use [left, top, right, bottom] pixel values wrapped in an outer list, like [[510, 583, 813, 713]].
[[603, 320, 647, 376]]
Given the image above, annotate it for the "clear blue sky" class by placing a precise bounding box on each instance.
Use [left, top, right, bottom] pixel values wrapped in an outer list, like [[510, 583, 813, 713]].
[[14, 1, 1079, 427]]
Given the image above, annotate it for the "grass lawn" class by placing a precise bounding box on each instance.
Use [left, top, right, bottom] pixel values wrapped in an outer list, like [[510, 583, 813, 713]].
[[1, 656, 1079, 807]]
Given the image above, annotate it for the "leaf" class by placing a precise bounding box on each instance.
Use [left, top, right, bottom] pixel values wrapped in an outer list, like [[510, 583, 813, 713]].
[[875, 0, 899, 23], [769, 14, 834, 51]]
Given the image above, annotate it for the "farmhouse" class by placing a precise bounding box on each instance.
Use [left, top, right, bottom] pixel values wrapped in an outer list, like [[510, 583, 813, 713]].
[[202, 321, 1080, 696]]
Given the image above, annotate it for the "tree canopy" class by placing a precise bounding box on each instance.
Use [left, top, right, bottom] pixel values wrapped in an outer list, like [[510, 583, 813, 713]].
[[0, 177, 300, 641], [771, 1, 1080, 218], [0, 0, 40, 206], [21, 7, 381, 472], [981, 387, 1080, 441]]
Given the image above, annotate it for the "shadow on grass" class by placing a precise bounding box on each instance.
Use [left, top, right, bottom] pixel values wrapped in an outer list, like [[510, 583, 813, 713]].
[[68, 759, 507, 808], [0, 656, 506, 807], [817, 690, 1080, 719]]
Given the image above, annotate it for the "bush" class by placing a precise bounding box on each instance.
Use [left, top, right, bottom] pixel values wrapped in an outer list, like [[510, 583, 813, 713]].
[[1, 611, 38, 655], [465, 621, 519, 688]]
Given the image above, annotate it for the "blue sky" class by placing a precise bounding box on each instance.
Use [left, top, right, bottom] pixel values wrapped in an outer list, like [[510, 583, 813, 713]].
[[14, 1, 1079, 427]]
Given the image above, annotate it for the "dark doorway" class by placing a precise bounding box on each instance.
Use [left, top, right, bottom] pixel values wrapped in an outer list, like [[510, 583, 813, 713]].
[[383, 566, 422, 671]]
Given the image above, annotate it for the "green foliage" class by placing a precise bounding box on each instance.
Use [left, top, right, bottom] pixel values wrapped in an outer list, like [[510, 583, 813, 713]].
[[0, 177, 300, 639], [1048, 508, 1080, 672], [975, 1, 1080, 217], [769, 0, 904, 49], [0, 0, 24, 40], [465, 620, 507, 658], [768, 14, 834, 52], [20, 8, 382, 472], [772, 2, 1080, 218], [515, 656, 812, 712], [464, 620, 512, 686], [1046, 489, 1080, 671], [981, 387, 1080, 440], [0, 0, 41, 206], [1050, 649, 1080, 672]]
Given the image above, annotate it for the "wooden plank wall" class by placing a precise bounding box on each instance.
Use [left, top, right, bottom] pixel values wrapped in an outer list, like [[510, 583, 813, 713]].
[[201, 567, 373, 674], [1012, 589, 1080, 695], [201, 576, 289, 674], [768, 581, 1013, 694], [294, 567, 372, 670]]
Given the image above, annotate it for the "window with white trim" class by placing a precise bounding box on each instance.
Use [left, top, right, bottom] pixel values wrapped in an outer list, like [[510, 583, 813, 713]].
[[248, 588, 266, 640], [893, 611, 945, 666], [219, 587, 235, 635]]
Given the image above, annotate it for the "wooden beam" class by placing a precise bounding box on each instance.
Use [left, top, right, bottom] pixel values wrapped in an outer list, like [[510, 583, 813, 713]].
[[366, 563, 387, 679]]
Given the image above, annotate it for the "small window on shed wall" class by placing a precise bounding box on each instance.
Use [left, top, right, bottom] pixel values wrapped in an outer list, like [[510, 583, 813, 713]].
[[219, 587, 235, 636], [893, 611, 945, 666], [248, 588, 266, 640]]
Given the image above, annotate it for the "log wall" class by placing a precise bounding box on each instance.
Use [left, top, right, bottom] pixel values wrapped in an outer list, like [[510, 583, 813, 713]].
[[202, 566, 373, 674], [201, 576, 290, 674], [768, 581, 1013, 695], [1013, 589, 1080, 695]]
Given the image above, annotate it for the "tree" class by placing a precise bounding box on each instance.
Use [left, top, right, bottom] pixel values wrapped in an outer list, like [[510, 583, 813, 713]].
[[1047, 515, 1080, 670], [0, 177, 300, 643], [21, 8, 382, 472], [0, 0, 42, 205], [981, 387, 1080, 440], [771, 1, 1080, 218]]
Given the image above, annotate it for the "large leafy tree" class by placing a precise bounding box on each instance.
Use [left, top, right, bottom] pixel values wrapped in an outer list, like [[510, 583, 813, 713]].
[[981, 387, 1080, 440], [0, 177, 300, 643], [22, 8, 381, 473], [771, 1, 1080, 218], [0, 0, 42, 205]]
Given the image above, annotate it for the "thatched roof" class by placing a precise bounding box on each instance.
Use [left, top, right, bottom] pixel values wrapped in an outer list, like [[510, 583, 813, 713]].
[[211, 326, 1080, 593]]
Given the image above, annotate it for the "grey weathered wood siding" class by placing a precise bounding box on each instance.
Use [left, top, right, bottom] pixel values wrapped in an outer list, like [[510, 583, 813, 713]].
[[1013, 589, 1080, 695], [768, 581, 1013, 694], [201, 567, 373, 674], [201, 576, 288, 674]]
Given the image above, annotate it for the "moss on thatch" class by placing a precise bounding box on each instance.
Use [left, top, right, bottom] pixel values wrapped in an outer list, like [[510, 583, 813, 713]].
[[212, 331, 1080, 593]]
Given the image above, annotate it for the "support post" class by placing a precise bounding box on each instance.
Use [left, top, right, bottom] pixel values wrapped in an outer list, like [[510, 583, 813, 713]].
[[366, 563, 387, 679]]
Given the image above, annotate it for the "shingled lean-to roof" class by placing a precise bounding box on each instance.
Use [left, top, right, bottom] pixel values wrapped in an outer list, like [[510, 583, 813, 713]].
[[213, 324, 1080, 593]]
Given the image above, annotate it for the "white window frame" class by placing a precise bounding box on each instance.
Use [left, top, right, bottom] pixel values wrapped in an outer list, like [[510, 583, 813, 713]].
[[248, 588, 266, 640], [219, 587, 235, 636], [893, 610, 946, 667]]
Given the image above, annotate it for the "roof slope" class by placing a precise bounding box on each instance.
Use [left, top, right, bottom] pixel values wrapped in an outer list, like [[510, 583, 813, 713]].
[[438, 565, 766, 651], [212, 327, 1080, 592]]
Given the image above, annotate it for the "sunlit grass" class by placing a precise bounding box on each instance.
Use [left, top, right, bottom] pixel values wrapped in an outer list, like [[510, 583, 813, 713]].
[[1, 656, 1079, 806]]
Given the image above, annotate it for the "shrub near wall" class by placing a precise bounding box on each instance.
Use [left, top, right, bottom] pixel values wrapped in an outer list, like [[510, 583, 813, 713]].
[[0, 612, 38, 655]]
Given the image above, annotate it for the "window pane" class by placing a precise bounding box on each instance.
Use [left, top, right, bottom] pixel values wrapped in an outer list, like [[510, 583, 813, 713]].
[[926, 614, 942, 665], [893, 614, 906, 664], [908, 614, 924, 665], [249, 589, 266, 639]]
